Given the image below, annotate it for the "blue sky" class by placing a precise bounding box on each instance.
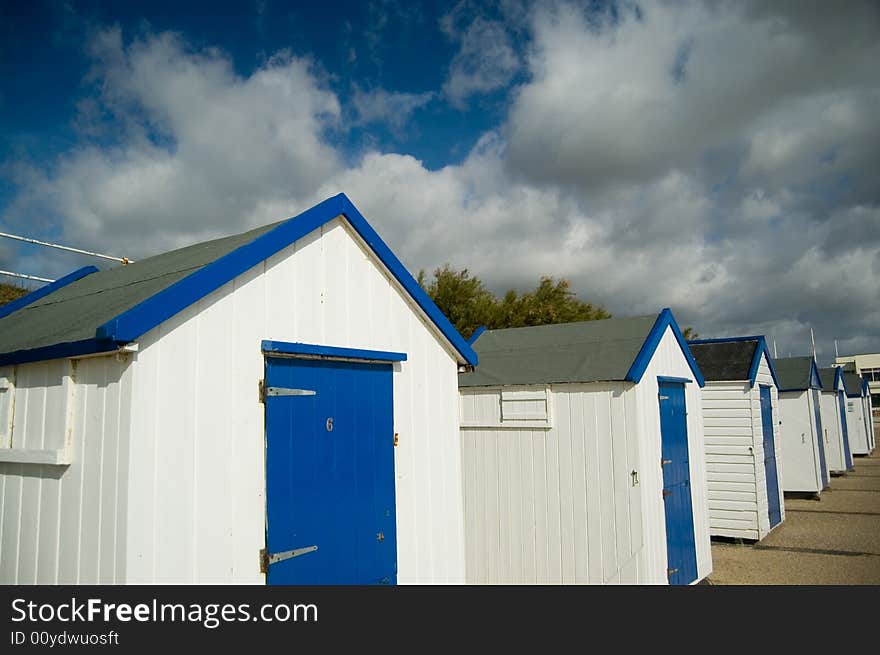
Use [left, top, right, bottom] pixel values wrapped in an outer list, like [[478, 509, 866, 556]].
[[1, 0, 878, 361]]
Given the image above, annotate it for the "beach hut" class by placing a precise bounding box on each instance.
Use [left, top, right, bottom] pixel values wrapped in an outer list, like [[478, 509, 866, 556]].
[[775, 356, 829, 495], [458, 309, 712, 585], [841, 369, 871, 456], [818, 367, 853, 474], [687, 336, 784, 541], [0, 193, 478, 585]]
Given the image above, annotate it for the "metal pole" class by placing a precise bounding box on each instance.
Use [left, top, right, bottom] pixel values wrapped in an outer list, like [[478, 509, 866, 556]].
[[0, 231, 132, 264], [773, 340, 778, 358], [0, 270, 55, 283], [834, 339, 839, 359], [810, 327, 817, 361]]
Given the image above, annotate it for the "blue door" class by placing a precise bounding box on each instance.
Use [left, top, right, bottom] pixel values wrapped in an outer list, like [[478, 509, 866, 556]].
[[658, 381, 698, 586], [811, 389, 828, 489], [759, 386, 782, 527], [264, 356, 397, 584], [838, 391, 853, 470]]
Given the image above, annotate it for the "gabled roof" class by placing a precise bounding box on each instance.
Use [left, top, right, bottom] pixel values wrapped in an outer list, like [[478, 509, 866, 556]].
[[774, 356, 822, 391], [687, 335, 780, 388], [458, 308, 704, 388], [818, 366, 844, 392], [842, 371, 866, 398], [0, 194, 477, 366]]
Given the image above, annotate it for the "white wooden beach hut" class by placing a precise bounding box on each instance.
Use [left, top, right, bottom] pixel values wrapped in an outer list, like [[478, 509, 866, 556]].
[[0, 193, 477, 585], [818, 367, 854, 474], [458, 309, 712, 585], [774, 356, 829, 495], [687, 336, 784, 541], [840, 367, 871, 457]]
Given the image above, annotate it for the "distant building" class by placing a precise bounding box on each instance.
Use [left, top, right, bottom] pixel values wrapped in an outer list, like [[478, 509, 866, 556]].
[[834, 353, 879, 430]]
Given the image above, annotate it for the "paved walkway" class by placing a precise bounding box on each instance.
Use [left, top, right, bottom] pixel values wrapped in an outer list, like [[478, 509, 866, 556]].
[[706, 445, 880, 585]]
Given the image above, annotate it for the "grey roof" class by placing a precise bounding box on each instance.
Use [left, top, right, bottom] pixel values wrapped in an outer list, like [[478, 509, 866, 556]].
[[458, 314, 658, 387], [689, 340, 758, 382], [774, 356, 815, 391], [842, 371, 865, 396], [0, 221, 281, 355], [818, 367, 840, 392]]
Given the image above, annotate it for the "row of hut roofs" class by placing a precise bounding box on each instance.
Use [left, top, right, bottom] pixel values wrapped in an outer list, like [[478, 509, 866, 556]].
[[0, 194, 874, 586]]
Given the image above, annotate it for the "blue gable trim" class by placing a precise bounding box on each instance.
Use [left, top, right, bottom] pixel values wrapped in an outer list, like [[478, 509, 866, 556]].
[[0, 266, 98, 320], [625, 308, 705, 387], [262, 340, 406, 362], [748, 338, 780, 389], [0, 338, 118, 367], [468, 326, 487, 345], [809, 359, 822, 390], [92, 194, 476, 365]]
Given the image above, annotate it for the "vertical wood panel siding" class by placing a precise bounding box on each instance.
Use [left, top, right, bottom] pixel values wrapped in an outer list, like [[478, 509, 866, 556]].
[[125, 218, 465, 584], [845, 396, 869, 455], [778, 392, 823, 493], [0, 356, 132, 583], [461, 326, 710, 584], [819, 392, 845, 472], [699, 354, 783, 540]]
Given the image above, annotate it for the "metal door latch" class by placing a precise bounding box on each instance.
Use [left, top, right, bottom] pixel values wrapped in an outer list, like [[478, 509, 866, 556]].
[[631, 470, 640, 486], [377, 532, 385, 542], [259, 379, 316, 403], [260, 545, 318, 574]]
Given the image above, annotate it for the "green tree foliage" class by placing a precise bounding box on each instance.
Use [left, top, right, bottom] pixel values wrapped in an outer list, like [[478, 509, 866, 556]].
[[0, 283, 28, 306], [418, 265, 611, 340], [682, 326, 699, 340]]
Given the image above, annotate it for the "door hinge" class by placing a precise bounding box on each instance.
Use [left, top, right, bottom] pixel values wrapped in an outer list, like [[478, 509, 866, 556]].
[[259, 547, 268, 574], [667, 567, 679, 577], [662, 489, 672, 498], [393, 432, 399, 447], [259, 379, 266, 404]]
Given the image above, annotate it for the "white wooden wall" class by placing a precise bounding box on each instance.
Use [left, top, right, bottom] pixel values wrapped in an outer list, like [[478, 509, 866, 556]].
[[819, 391, 845, 472], [778, 391, 824, 493], [844, 396, 870, 455], [124, 217, 465, 584], [460, 325, 711, 585], [460, 382, 644, 584], [633, 326, 712, 584], [699, 354, 783, 540], [0, 356, 133, 583]]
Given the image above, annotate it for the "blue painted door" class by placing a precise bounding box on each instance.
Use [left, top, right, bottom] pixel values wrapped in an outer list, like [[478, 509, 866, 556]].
[[811, 389, 828, 488], [759, 386, 782, 527], [658, 381, 698, 586], [264, 356, 397, 584], [838, 391, 853, 469]]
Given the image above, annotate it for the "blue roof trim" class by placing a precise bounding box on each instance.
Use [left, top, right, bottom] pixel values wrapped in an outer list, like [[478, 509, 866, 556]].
[[749, 338, 780, 389], [262, 340, 406, 362], [658, 376, 693, 384], [625, 308, 705, 387], [93, 194, 477, 365], [468, 326, 487, 345], [833, 366, 844, 391], [0, 338, 117, 367], [810, 359, 822, 390], [0, 266, 99, 320]]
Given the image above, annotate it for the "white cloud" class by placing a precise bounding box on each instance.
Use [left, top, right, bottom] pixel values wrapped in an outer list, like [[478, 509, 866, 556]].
[[352, 87, 434, 132], [442, 12, 520, 108]]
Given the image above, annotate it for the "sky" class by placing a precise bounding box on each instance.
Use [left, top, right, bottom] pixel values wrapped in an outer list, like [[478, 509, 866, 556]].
[[0, 0, 878, 364]]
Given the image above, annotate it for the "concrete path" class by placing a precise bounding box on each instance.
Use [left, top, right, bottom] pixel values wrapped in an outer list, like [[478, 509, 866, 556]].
[[706, 447, 880, 585]]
